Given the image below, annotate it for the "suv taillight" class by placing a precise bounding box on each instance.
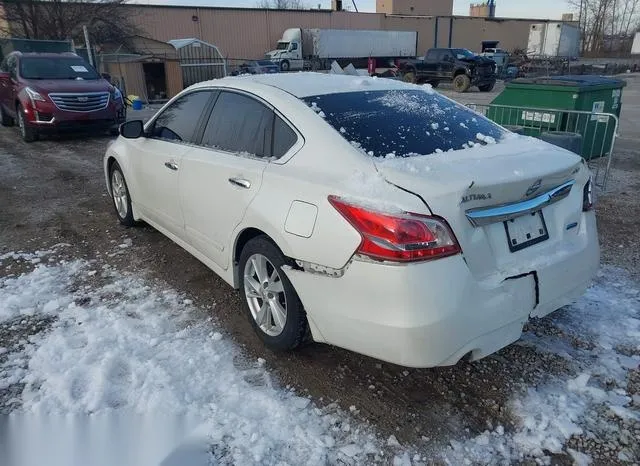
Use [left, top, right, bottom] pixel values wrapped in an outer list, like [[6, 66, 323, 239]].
[[583, 177, 594, 211], [328, 196, 461, 262]]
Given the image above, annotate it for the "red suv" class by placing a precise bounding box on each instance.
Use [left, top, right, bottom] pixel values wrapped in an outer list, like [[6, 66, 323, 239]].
[[0, 52, 126, 142]]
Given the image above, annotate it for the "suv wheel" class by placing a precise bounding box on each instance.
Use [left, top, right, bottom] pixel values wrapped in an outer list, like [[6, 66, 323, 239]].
[[17, 104, 37, 142], [453, 74, 471, 93], [478, 82, 496, 92], [239, 236, 309, 351], [0, 105, 14, 127]]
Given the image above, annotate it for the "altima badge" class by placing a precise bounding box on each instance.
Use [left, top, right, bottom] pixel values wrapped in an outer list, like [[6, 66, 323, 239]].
[[525, 179, 542, 197]]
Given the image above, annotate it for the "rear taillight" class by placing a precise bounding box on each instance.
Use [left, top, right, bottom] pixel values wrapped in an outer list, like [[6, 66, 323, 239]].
[[328, 196, 461, 262], [583, 177, 594, 211]]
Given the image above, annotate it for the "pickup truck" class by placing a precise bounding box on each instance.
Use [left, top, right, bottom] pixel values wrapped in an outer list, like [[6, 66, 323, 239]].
[[398, 48, 497, 93]]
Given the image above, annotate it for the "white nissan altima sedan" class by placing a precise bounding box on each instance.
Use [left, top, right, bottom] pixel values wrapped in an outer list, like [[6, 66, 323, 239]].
[[104, 73, 599, 368]]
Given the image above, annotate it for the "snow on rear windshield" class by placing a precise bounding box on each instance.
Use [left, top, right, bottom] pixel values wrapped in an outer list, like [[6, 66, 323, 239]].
[[302, 89, 505, 157]]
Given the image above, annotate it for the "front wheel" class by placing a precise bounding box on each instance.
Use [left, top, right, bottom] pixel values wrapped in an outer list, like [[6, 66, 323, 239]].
[[478, 82, 496, 92], [0, 105, 14, 127], [280, 60, 290, 72], [402, 70, 418, 84], [17, 104, 37, 142], [239, 236, 309, 351], [109, 161, 135, 227], [452, 74, 471, 93]]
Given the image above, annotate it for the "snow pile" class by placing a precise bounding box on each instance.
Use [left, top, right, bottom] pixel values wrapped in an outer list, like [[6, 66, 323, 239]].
[[443, 267, 640, 464], [0, 259, 387, 465]]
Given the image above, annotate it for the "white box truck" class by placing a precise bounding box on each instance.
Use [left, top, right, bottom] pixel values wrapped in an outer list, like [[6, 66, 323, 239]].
[[632, 32, 640, 55], [265, 28, 417, 71], [527, 23, 580, 57]]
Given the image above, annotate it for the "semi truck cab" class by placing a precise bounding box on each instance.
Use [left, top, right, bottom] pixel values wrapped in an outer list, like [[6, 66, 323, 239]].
[[266, 28, 304, 71]]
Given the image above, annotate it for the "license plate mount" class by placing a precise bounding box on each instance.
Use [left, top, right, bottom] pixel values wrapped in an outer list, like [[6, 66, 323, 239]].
[[504, 211, 549, 252]]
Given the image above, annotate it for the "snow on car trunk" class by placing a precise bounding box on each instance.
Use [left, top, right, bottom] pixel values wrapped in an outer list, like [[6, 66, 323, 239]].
[[0, 258, 385, 465]]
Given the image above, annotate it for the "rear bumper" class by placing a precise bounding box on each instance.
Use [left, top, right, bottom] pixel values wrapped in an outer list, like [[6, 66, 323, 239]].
[[285, 212, 599, 368]]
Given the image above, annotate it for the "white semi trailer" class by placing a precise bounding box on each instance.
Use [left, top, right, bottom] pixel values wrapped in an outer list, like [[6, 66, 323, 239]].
[[265, 28, 418, 71], [527, 22, 580, 58]]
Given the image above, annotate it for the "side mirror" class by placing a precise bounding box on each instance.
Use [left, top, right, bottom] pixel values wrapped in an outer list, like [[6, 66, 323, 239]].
[[120, 120, 144, 139]]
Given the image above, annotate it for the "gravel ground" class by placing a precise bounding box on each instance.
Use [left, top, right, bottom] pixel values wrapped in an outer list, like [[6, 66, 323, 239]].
[[1, 76, 639, 464]]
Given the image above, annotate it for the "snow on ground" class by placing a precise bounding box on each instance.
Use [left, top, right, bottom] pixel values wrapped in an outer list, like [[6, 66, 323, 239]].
[[0, 257, 387, 465], [1, 253, 638, 465], [444, 266, 640, 464]]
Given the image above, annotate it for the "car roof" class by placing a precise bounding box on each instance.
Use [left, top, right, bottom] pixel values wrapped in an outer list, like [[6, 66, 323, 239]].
[[190, 72, 419, 98]]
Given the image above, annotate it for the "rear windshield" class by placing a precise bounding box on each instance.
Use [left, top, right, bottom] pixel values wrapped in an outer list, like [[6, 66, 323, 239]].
[[20, 57, 100, 80], [303, 89, 505, 157]]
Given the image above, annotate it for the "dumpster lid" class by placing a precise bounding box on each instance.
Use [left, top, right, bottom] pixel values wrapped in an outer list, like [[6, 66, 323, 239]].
[[509, 75, 626, 88]]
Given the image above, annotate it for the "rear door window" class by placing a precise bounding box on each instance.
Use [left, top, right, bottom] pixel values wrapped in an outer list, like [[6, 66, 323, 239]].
[[303, 89, 505, 157], [272, 115, 298, 158], [201, 91, 273, 157], [425, 49, 439, 60], [151, 91, 213, 144]]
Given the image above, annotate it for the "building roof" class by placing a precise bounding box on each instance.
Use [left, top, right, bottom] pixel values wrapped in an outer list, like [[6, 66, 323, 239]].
[[192, 72, 415, 98], [168, 38, 221, 50]]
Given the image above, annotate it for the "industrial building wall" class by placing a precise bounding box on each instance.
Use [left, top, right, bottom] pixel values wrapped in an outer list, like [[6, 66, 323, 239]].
[[126, 5, 570, 60]]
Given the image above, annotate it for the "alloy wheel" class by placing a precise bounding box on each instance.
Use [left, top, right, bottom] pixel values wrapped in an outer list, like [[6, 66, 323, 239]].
[[243, 253, 287, 337], [110, 169, 129, 219]]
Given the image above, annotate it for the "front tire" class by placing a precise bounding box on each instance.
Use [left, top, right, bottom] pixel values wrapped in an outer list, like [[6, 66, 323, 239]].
[[239, 236, 309, 351], [478, 81, 496, 92], [0, 105, 14, 127], [452, 74, 471, 93], [17, 104, 37, 142], [280, 60, 290, 72], [402, 69, 418, 84], [109, 161, 135, 227]]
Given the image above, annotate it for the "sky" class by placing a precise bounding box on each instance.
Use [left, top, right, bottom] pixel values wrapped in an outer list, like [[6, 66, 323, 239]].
[[132, 0, 574, 20]]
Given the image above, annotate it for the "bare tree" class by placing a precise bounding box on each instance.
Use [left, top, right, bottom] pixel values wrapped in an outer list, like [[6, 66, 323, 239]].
[[570, 0, 640, 54], [256, 0, 307, 9], [0, 0, 140, 44]]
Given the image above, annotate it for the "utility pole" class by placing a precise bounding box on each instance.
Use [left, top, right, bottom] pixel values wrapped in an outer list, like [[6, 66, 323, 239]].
[[83, 25, 94, 67]]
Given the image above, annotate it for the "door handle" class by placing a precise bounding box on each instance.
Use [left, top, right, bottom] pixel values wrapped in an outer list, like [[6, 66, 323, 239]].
[[228, 177, 251, 189], [164, 161, 178, 171]]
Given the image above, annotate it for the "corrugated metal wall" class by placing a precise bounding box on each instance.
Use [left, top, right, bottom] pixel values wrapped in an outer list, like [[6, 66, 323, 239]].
[[164, 60, 184, 98], [176, 42, 226, 87], [129, 5, 567, 60]]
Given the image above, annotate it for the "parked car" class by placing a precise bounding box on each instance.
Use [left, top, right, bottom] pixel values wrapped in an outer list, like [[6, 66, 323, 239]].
[[104, 73, 599, 368], [232, 60, 279, 76], [0, 51, 126, 142], [399, 48, 497, 92]]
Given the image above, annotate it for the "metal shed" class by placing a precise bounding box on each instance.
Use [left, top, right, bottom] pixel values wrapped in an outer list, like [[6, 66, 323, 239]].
[[169, 38, 227, 87]]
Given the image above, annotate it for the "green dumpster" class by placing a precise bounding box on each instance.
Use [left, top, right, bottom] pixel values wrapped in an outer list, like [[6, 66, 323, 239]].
[[487, 75, 625, 159]]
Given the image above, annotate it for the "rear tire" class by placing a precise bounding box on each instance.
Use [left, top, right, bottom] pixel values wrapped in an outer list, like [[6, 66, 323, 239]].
[[16, 104, 37, 142], [478, 82, 496, 92], [452, 74, 471, 93], [239, 236, 309, 352], [0, 105, 14, 127]]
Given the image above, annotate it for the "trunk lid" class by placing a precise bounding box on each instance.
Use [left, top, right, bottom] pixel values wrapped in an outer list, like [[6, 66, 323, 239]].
[[375, 136, 587, 282]]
